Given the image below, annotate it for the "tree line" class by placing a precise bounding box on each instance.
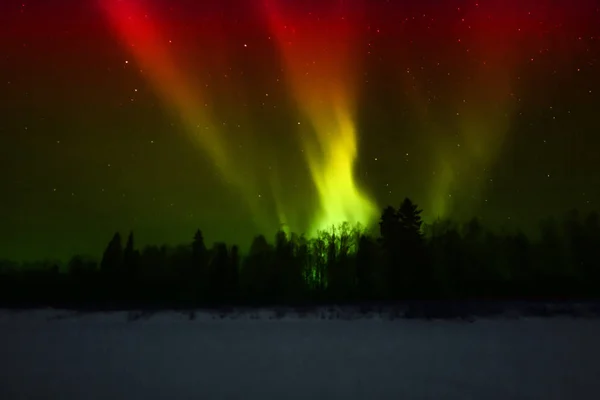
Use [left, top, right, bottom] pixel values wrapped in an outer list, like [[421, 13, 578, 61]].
[[1, 198, 599, 308]]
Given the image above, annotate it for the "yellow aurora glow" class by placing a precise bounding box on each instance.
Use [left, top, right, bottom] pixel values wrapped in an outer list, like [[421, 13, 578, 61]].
[[263, 0, 378, 234], [101, 0, 378, 236]]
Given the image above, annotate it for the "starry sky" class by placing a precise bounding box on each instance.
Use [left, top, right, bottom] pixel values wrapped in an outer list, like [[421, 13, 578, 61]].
[[1, 0, 599, 261]]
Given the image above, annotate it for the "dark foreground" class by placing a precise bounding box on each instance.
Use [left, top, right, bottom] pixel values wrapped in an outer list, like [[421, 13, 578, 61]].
[[1, 306, 600, 400]]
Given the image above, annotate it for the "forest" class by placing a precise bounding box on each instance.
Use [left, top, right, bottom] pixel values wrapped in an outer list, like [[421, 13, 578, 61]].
[[1, 198, 599, 309]]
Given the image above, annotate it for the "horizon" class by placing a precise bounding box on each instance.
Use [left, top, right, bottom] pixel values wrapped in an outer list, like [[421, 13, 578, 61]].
[[2, 205, 597, 264]]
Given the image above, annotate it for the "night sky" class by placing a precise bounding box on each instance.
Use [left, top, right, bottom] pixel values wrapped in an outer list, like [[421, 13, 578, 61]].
[[1, 0, 599, 261]]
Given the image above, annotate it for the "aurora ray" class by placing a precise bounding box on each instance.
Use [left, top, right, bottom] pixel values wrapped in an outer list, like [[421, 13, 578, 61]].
[[99, 0, 229, 168], [263, 0, 378, 234], [391, 1, 543, 220], [99, 0, 290, 233]]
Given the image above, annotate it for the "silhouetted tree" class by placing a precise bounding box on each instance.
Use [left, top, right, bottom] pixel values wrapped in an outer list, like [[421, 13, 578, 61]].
[[379, 205, 400, 249], [100, 232, 123, 276], [325, 223, 357, 300], [356, 234, 377, 299], [537, 217, 570, 295], [397, 198, 423, 239], [191, 229, 209, 299], [139, 245, 167, 280], [501, 230, 532, 297], [241, 235, 272, 301], [209, 242, 231, 301], [399, 199, 429, 295], [3, 200, 600, 308], [229, 245, 240, 301], [310, 232, 328, 295], [431, 221, 465, 297], [192, 229, 207, 271], [271, 229, 290, 300], [583, 212, 600, 292], [273, 230, 307, 302], [287, 233, 309, 301], [168, 244, 193, 302], [461, 218, 488, 285], [123, 232, 139, 282], [379, 206, 401, 297], [381, 198, 428, 298], [68, 255, 95, 278]]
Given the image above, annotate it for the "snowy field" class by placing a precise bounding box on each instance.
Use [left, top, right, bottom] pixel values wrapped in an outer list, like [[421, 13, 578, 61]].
[[1, 307, 599, 400]]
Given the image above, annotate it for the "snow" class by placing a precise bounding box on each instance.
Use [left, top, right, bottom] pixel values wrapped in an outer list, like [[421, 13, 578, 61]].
[[1, 308, 599, 399]]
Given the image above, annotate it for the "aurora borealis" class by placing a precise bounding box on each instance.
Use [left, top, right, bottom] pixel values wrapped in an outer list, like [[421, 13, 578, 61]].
[[1, 0, 599, 260]]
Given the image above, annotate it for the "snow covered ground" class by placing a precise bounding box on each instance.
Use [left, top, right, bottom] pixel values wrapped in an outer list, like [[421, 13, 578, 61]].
[[1, 308, 599, 400]]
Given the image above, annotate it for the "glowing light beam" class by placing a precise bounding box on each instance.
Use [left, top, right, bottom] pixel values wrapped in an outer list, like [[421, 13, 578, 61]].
[[263, 0, 378, 234]]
